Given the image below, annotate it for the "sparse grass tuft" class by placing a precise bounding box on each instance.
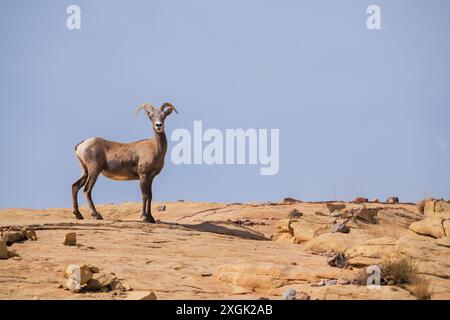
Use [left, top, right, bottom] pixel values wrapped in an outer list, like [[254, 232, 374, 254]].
[[417, 198, 434, 214], [355, 257, 433, 299], [355, 268, 370, 286], [417, 199, 427, 214], [410, 277, 432, 300], [381, 256, 417, 285]]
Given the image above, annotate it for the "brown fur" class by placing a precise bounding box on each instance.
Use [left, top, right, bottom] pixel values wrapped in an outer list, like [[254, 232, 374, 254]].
[[71, 103, 177, 222]]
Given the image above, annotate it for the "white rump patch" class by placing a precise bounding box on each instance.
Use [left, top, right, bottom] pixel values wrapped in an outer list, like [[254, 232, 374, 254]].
[[76, 137, 96, 158]]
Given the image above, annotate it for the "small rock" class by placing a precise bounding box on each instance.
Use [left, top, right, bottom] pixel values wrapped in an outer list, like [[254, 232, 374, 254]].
[[156, 205, 166, 212], [330, 210, 341, 217], [63, 264, 94, 292], [110, 280, 126, 292], [297, 292, 310, 300], [99, 286, 109, 292], [85, 279, 103, 291], [311, 280, 325, 287], [56, 284, 63, 289], [330, 223, 350, 234], [354, 197, 369, 203], [327, 253, 348, 268], [63, 233, 77, 246], [177, 200, 185, 202], [288, 209, 303, 219], [126, 291, 157, 300], [87, 265, 100, 273], [282, 288, 296, 300], [315, 211, 328, 217], [65, 264, 94, 285], [283, 197, 302, 204], [25, 229, 37, 241], [7, 250, 20, 258], [95, 273, 117, 287], [1, 231, 26, 246], [337, 278, 350, 285], [0, 239, 8, 259], [352, 206, 380, 224], [232, 219, 265, 226], [85, 272, 119, 292], [325, 279, 338, 286], [326, 203, 346, 213], [121, 281, 132, 291], [79, 265, 95, 285], [387, 196, 399, 204], [201, 272, 212, 277], [370, 198, 380, 203]]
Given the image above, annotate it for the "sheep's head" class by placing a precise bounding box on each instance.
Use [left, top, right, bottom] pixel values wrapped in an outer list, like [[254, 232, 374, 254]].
[[136, 103, 178, 133]]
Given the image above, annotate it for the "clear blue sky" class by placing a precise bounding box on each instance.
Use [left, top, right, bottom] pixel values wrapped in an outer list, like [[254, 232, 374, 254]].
[[1, 0, 449, 209]]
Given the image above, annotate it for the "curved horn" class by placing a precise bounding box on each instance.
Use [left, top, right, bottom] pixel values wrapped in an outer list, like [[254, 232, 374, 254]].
[[160, 102, 179, 114], [135, 104, 155, 116]]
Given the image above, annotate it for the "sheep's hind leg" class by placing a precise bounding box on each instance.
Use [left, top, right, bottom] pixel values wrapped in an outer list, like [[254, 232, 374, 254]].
[[71, 160, 88, 220], [83, 170, 104, 220], [71, 175, 87, 220]]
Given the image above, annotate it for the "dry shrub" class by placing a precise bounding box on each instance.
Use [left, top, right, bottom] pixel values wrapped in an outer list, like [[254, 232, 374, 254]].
[[417, 199, 428, 214], [410, 277, 432, 300], [381, 256, 417, 285], [355, 257, 432, 299], [355, 268, 370, 286], [417, 198, 435, 214]]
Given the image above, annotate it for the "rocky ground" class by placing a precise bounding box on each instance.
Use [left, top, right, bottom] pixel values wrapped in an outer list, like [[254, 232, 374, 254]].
[[0, 198, 449, 300]]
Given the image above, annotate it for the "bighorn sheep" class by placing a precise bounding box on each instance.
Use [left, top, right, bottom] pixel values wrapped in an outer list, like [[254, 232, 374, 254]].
[[71, 102, 178, 223]]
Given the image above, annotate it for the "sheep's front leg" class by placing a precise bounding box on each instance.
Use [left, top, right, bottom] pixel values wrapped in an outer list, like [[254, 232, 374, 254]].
[[139, 175, 155, 223], [146, 183, 156, 223]]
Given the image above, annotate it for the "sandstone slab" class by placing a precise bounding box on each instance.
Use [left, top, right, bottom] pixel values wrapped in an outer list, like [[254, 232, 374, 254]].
[[424, 200, 450, 217], [409, 217, 446, 238], [0, 239, 8, 259], [1, 201, 449, 300], [304, 233, 358, 254], [276, 218, 330, 243], [326, 203, 346, 213]]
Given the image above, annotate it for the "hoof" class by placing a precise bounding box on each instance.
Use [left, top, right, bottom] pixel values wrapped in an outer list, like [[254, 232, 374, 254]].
[[91, 212, 104, 220], [73, 211, 84, 220], [141, 215, 156, 223]]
